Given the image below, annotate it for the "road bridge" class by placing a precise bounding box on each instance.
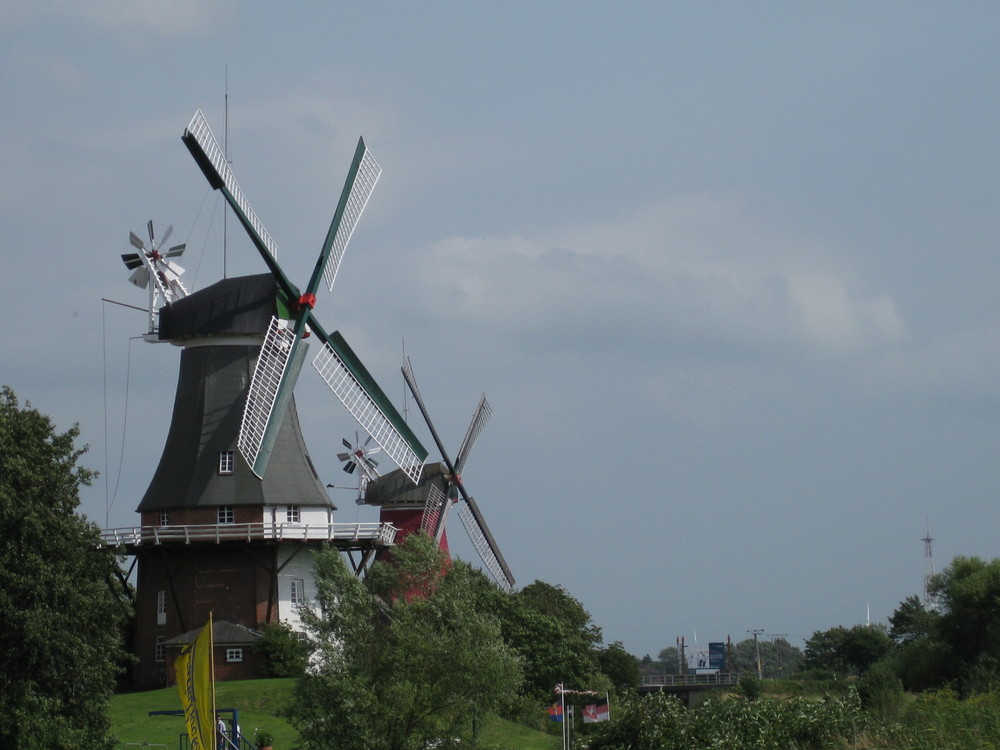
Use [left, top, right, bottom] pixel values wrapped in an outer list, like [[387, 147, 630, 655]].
[[639, 673, 740, 707]]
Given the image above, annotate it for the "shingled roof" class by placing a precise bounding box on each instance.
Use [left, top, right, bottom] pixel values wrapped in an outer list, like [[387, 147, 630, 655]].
[[162, 620, 262, 647]]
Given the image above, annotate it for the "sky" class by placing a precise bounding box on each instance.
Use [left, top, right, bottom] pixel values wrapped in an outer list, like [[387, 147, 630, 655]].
[[3, 2, 1000, 660]]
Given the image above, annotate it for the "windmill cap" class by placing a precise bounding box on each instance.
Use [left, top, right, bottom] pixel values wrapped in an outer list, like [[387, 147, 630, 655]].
[[158, 274, 278, 341]]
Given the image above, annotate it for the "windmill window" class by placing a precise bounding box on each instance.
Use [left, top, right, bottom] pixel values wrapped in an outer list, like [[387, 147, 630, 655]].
[[219, 451, 235, 475], [154, 636, 165, 663], [217, 506, 235, 524], [225, 648, 243, 663], [156, 590, 167, 625], [290, 579, 305, 605], [159, 510, 169, 526], [285, 505, 300, 524]]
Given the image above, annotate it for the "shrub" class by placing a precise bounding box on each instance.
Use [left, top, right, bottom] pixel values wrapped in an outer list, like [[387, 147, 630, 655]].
[[856, 661, 905, 715], [737, 673, 763, 701], [256, 621, 309, 678]]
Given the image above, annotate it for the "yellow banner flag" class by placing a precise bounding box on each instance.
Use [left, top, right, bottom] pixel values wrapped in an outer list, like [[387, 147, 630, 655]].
[[176, 614, 216, 750]]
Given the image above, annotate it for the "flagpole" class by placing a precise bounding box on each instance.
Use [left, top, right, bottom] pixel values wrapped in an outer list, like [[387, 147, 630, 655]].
[[209, 612, 216, 750], [560, 684, 567, 750]]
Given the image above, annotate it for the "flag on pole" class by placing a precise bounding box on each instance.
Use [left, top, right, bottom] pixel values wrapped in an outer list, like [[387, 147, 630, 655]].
[[176, 614, 216, 750], [548, 703, 563, 722], [583, 695, 611, 723]]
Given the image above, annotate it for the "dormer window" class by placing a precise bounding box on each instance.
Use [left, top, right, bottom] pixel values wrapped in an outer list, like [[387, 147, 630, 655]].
[[219, 451, 235, 475]]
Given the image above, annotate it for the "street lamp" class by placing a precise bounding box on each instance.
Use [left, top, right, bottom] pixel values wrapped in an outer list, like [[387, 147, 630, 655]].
[[747, 629, 764, 679]]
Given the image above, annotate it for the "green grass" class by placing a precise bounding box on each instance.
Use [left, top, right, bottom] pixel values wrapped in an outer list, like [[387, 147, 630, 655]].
[[476, 713, 561, 749], [111, 679, 559, 749], [110, 678, 297, 748]]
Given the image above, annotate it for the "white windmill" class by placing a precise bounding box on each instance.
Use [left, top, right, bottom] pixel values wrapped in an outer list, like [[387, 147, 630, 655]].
[[337, 432, 382, 502], [120, 220, 188, 340], [181, 109, 427, 481]]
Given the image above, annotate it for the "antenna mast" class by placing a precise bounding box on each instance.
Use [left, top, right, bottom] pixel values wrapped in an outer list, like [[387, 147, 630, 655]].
[[922, 522, 936, 607], [223, 65, 229, 278]]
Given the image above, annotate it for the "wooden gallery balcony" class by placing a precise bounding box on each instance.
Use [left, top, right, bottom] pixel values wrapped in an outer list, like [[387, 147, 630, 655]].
[[99, 521, 399, 552]]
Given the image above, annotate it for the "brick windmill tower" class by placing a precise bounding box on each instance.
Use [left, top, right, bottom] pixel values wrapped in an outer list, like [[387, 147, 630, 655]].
[[104, 111, 427, 689]]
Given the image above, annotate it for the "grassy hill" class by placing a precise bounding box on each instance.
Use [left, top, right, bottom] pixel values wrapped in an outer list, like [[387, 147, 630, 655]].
[[110, 678, 560, 749], [110, 678, 298, 748]]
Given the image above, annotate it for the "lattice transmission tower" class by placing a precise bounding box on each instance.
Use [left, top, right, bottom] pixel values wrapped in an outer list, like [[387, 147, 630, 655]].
[[922, 523, 938, 610]]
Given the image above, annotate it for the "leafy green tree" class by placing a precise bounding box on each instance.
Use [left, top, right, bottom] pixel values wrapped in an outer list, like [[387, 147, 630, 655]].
[[657, 646, 679, 674], [289, 534, 522, 750], [930, 557, 1000, 675], [598, 641, 640, 691], [504, 581, 605, 700], [0, 387, 131, 749], [804, 624, 892, 676], [885, 635, 952, 693], [733, 637, 804, 677], [888, 595, 936, 644], [256, 621, 309, 677], [518, 580, 603, 648], [883, 594, 950, 691]]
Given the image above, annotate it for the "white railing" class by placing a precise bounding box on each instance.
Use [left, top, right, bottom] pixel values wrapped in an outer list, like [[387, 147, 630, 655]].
[[641, 672, 739, 687], [100, 522, 398, 547]]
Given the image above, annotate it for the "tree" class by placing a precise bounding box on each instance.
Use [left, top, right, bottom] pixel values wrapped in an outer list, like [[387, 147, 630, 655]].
[[0, 387, 131, 748], [289, 533, 522, 750], [888, 595, 936, 645], [256, 621, 309, 677], [883, 565, 1000, 693], [931, 557, 1000, 669], [803, 624, 892, 676], [502, 581, 605, 700], [597, 641, 640, 691], [732, 637, 804, 677], [656, 646, 679, 674]]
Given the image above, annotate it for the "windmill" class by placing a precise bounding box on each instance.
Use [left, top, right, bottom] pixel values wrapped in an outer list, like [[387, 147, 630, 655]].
[[181, 110, 427, 482], [363, 357, 515, 592], [337, 432, 381, 501], [121, 220, 188, 339], [106, 110, 434, 690]]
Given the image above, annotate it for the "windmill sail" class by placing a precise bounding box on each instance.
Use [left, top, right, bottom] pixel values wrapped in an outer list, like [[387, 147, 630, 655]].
[[455, 394, 492, 475], [320, 139, 381, 292], [458, 498, 515, 593], [238, 316, 307, 477], [182, 109, 427, 483], [313, 332, 426, 484], [400, 357, 514, 591], [183, 110, 281, 262]]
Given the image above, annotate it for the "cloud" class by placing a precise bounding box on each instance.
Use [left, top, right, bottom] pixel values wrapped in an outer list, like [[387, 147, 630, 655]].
[[396, 194, 910, 362], [860, 322, 1000, 409], [4, 0, 233, 38], [82, 0, 233, 36], [10, 53, 90, 92]]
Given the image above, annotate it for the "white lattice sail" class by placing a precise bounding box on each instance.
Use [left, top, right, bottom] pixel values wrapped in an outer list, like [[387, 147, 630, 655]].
[[458, 502, 514, 593], [184, 110, 280, 260], [313, 342, 424, 483], [322, 143, 381, 292], [238, 316, 296, 472]]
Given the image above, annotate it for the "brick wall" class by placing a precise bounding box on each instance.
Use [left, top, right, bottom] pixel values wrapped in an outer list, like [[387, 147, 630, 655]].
[[133, 538, 276, 689]]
